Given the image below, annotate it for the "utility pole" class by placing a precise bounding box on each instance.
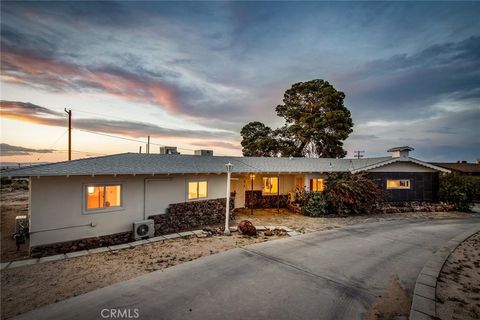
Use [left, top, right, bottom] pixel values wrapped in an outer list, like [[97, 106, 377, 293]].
[[64, 109, 72, 161], [147, 136, 150, 154], [139, 146, 142, 153], [354, 150, 365, 159]]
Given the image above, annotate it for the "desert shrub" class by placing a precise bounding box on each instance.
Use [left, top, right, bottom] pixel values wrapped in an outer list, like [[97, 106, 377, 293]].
[[302, 191, 329, 217], [439, 172, 477, 212]]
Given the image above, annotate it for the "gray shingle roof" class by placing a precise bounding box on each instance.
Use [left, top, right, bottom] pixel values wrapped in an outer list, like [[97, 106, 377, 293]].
[[1, 153, 394, 177]]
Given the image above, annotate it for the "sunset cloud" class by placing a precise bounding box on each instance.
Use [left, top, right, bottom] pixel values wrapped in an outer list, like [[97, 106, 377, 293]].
[[0, 143, 55, 156], [0, 101, 236, 140], [1, 2, 480, 161], [1, 50, 178, 112]]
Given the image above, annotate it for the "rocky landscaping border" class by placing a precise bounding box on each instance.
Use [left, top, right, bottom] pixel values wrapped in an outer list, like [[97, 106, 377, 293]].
[[0, 225, 300, 270], [409, 227, 480, 320]]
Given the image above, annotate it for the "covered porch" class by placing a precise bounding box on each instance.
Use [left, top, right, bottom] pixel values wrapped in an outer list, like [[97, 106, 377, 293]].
[[230, 173, 327, 211]]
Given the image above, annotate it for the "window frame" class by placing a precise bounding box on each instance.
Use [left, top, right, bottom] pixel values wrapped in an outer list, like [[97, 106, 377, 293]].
[[386, 179, 411, 190], [262, 176, 279, 195], [311, 178, 325, 192], [83, 182, 125, 214], [187, 180, 209, 201]]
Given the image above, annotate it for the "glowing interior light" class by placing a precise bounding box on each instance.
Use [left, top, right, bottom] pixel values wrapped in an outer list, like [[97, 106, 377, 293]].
[[88, 186, 95, 194]]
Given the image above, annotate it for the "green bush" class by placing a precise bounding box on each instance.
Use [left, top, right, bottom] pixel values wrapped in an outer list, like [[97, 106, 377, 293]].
[[297, 173, 385, 216], [325, 173, 385, 215], [439, 172, 477, 212], [302, 191, 329, 217]]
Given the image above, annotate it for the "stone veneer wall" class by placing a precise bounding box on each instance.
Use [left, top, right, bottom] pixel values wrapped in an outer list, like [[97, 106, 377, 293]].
[[30, 231, 132, 258], [378, 201, 454, 214], [29, 197, 234, 257], [245, 191, 289, 208], [149, 197, 234, 236]]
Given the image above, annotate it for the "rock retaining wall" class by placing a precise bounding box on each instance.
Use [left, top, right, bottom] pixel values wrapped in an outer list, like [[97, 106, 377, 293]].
[[30, 231, 132, 258], [149, 197, 234, 236], [378, 201, 454, 214]]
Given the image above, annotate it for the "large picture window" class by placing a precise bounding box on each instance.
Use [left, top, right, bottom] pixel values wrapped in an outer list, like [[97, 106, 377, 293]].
[[86, 184, 122, 211], [263, 177, 278, 194], [310, 178, 324, 192], [188, 181, 208, 200], [386, 179, 410, 189]]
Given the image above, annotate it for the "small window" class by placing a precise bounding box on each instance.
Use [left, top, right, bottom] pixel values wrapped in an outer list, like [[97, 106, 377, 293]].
[[188, 181, 208, 200], [263, 177, 278, 194], [386, 179, 410, 189], [311, 178, 324, 192], [86, 184, 122, 211]]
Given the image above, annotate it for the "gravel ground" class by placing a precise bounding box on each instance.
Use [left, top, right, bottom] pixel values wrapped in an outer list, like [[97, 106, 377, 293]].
[[0, 187, 474, 319], [233, 208, 470, 233], [436, 231, 480, 320], [0, 233, 285, 319], [0, 183, 30, 261]]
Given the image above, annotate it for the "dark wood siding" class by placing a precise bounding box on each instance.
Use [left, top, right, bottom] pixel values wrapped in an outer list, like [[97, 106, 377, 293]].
[[369, 172, 439, 202]]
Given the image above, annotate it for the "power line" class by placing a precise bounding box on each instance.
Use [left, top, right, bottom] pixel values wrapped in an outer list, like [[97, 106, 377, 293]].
[[77, 129, 203, 153], [36, 129, 69, 161], [70, 109, 233, 154], [79, 127, 262, 171]]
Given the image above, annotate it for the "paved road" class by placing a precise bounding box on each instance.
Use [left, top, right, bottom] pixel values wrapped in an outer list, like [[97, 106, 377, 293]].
[[17, 218, 480, 320]]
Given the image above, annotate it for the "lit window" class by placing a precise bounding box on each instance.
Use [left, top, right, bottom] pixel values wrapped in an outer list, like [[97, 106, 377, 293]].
[[263, 177, 278, 194], [386, 180, 410, 189], [188, 181, 208, 200], [86, 185, 121, 210], [311, 178, 324, 192]]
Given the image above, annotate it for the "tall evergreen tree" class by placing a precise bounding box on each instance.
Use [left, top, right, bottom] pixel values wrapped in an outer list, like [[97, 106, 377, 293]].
[[240, 79, 353, 157]]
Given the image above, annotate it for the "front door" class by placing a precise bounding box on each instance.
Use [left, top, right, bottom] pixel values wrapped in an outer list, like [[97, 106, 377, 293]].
[[233, 177, 246, 208]]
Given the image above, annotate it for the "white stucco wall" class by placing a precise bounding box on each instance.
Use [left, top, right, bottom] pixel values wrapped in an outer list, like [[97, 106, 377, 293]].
[[368, 161, 437, 172], [145, 174, 227, 216], [30, 173, 229, 247]]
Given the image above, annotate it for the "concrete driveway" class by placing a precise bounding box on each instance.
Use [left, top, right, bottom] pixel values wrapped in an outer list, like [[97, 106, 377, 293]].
[[16, 218, 480, 320]]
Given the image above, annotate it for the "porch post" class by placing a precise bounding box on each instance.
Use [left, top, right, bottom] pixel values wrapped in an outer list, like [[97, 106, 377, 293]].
[[250, 174, 254, 215], [224, 162, 233, 235], [277, 174, 280, 214]]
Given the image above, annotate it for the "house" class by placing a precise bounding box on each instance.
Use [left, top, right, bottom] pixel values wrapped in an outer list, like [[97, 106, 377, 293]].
[[3, 146, 449, 256], [430, 160, 480, 176]]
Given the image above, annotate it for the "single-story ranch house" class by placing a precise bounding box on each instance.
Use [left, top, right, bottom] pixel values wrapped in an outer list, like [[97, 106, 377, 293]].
[[3, 146, 450, 256]]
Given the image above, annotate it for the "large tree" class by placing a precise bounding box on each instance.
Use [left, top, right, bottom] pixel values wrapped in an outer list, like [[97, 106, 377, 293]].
[[241, 79, 353, 158], [240, 121, 280, 157]]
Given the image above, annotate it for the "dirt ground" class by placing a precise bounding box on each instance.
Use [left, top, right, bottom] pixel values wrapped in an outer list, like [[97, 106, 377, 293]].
[[0, 185, 475, 319], [0, 180, 30, 261], [0, 233, 284, 319], [233, 208, 470, 233], [436, 231, 480, 320], [363, 274, 412, 320]]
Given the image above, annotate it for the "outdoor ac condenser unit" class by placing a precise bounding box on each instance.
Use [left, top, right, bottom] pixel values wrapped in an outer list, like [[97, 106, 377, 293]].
[[15, 215, 28, 234], [133, 219, 155, 240]]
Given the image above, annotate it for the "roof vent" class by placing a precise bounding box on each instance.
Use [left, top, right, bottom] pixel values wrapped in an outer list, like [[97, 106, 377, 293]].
[[387, 146, 414, 158], [160, 146, 179, 155], [194, 149, 213, 156]]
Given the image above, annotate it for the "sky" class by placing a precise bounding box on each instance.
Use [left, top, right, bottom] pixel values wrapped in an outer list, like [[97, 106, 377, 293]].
[[1, 1, 479, 162]]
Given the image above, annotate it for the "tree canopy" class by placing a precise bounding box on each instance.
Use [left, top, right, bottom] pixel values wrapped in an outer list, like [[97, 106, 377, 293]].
[[240, 79, 354, 158]]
